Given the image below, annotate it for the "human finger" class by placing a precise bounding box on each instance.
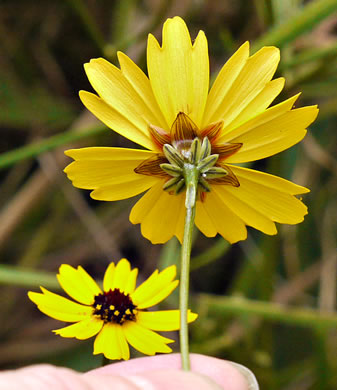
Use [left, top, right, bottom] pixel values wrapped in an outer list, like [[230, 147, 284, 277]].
[[88, 353, 258, 389]]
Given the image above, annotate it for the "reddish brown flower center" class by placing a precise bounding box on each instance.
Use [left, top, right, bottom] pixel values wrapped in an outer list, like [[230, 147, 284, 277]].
[[135, 112, 242, 199], [93, 289, 137, 324]]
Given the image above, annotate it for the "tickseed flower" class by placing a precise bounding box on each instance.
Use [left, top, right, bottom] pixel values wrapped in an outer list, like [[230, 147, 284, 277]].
[[64, 16, 318, 244], [28, 259, 197, 360]]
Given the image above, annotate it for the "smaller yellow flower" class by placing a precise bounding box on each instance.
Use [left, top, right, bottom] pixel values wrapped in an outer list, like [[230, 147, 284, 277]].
[[28, 259, 197, 360]]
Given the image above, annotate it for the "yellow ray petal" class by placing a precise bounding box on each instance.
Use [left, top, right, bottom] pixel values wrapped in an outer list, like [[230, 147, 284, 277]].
[[147, 16, 209, 128], [218, 93, 300, 143], [124, 269, 138, 295], [123, 321, 173, 355], [57, 265, 101, 305], [227, 166, 309, 224], [103, 262, 115, 292], [131, 265, 177, 308], [137, 310, 198, 331], [53, 317, 103, 339], [231, 165, 309, 195], [213, 186, 277, 235], [224, 77, 285, 131], [117, 51, 168, 130], [129, 181, 163, 224], [195, 198, 218, 237], [64, 147, 159, 194], [83, 57, 168, 148], [64, 149, 156, 188], [91, 177, 159, 201], [104, 258, 132, 293], [79, 91, 154, 150], [65, 159, 157, 189], [94, 323, 130, 360], [65, 147, 158, 161], [28, 288, 92, 322], [225, 105, 319, 163], [202, 41, 249, 127], [136, 280, 179, 309], [95, 261, 137, 296], [195, 190, 247, 244], [204, 45, 280, 129], [129, 181, 185, 244]]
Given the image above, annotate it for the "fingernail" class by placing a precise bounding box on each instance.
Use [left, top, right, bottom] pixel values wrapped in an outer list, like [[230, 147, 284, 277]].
[[228, 362, 259, 390]]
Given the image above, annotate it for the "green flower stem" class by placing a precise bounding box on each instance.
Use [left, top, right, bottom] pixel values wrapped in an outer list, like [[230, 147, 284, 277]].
[[180, 164, 199, 371], [66, 0, 105, 52], [0, 264, 60, 290], [198, 294, 337, 328], [0, 124, 105, 171], [279, 43, 337, 71], [190, 238, 230, 271], [253, 0, 337, 51]]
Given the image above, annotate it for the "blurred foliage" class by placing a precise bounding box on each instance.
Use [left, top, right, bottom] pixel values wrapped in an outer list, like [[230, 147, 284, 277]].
[[0, 0, 337, 389]]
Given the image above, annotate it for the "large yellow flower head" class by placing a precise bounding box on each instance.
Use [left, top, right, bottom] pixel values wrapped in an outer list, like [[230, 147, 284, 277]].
[[28, 259, 197, 360], [65, 16, 318, 244]]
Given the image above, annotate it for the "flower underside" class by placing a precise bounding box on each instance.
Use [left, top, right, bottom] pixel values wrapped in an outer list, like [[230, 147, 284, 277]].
[[135, 112, 242, 200], [93, 288, 137, 324]]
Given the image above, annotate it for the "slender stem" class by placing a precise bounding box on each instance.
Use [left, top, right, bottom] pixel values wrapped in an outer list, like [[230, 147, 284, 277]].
[[252, 0, 337, 50], [0, 264, 60, 290], [66, 0, 105, 52], [198, 294, 337, 328], [0, 124, 105, 171], [179, 164, 198, 370]]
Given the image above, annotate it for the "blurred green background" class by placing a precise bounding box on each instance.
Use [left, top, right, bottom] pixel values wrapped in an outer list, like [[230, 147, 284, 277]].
[[0, 0, 336, 389]]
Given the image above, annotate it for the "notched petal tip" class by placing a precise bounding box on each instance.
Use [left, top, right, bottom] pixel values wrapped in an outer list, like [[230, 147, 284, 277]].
[[58, 263, 73, 273], [193, 29, 207, 48], [85, 57, 107, 67], [296, 185, 310, 195], [163, 264, 177, 278], [63, 149, 74, 158], [117, 258, 132, 267], [256, 45, 280, 57], [188, 311, 198, 322], [147, 33, 161, 51], [27, 291, 41, 303], [78, 89, 87, 99], [308, 105, 319, 122]]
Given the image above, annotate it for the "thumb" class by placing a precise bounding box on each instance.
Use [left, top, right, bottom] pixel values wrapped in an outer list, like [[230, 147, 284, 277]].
[[103, 370, 222, 390], [0, 364, 221, 390]]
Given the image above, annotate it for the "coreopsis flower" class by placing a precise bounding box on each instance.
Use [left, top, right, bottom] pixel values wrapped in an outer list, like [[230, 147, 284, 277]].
[[64, 16, 318, 244], [28, 259, 197, 360]]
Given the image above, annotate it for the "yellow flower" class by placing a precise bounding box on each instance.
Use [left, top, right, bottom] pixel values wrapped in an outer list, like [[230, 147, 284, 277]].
[[28, 258, 197, 360], [64, 16, 318, 244]]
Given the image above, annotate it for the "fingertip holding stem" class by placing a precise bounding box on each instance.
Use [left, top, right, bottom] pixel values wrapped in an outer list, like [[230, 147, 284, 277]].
[[227, 362, 259, 390], [127, 370, 223, 390], [89, 353, 258, 390]]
